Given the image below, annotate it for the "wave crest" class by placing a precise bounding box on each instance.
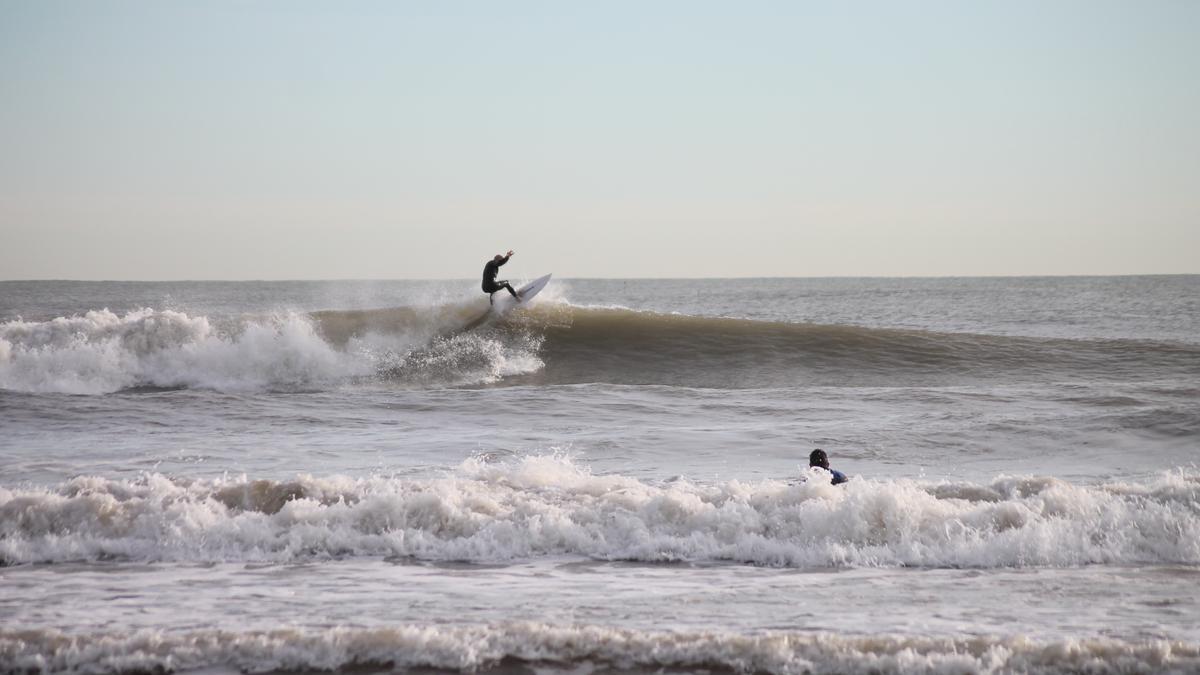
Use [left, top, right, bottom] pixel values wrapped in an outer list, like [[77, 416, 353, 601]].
[[5, 302, 1199, 393]]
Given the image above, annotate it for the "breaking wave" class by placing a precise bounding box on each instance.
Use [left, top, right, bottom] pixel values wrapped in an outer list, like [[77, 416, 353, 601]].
[[2, 456, 1197, 568], [0, 305, 542, 394], [2, 302, 1198, 394], [3, 623, 1198, 675]]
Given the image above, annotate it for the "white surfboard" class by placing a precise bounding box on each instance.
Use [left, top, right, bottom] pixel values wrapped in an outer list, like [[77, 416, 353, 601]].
[[517, 273, 553, 302], [462, 273, 554, 331], [491, 273, 552, 314]]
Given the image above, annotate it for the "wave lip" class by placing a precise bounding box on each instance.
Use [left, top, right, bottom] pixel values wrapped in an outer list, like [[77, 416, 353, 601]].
[[3, 458, 1197, 568], [2, 624, 1197, 675]]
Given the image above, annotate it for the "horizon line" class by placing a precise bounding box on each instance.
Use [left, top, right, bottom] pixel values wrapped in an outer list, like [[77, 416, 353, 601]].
[[2, 272, 1198, 283]]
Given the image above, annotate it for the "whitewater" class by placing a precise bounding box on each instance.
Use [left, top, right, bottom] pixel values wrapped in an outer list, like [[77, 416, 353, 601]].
[[2, 276, 1198, 674]]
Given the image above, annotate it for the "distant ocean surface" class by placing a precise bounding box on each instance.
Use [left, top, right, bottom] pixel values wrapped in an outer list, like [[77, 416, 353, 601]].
[[2, 276, 1198, 674]]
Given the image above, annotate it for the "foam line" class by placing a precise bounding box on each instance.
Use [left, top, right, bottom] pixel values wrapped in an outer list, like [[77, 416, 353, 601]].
[[2, 456, 1197, 567], [2, 624, 1197, 674]]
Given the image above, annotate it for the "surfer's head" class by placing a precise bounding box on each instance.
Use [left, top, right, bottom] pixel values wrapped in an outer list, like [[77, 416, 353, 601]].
[[809, 449, 830, 470], [494, 254, 504, 262]]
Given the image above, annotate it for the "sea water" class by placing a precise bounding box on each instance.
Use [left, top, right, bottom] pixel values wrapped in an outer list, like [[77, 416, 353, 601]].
[[1, 276, 1198, 674]]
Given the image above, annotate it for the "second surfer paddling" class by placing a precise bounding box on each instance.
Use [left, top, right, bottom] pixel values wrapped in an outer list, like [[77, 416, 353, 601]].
[[482, 250, 519, 305]]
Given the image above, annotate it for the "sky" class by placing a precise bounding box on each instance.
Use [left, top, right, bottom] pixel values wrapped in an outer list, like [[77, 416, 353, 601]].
[[1, 0, 1197, 280]]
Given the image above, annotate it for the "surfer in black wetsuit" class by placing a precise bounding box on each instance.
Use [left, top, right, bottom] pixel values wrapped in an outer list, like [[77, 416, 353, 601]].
[[482, 250, 519, 305]]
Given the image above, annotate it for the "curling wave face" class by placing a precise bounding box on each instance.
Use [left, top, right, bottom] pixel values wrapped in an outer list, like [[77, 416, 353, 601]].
[[521, 305, 1200, 388], [2, 456, 1197, 567], [3, 302, 1198, 394]]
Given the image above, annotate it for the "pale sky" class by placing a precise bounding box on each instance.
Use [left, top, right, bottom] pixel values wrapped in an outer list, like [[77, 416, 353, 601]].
[[2, 0, 1197, 280]]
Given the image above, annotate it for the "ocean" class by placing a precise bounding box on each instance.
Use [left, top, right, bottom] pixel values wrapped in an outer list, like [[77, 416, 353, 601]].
[[1, 275, 1198, 674]]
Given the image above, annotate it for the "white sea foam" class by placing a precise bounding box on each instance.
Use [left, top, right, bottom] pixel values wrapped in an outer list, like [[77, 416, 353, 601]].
[[355, 329, 544, 387], [2, 623, 1196, 675], [0, 308, 543, 394], [0, 309, 356, 394], [2, 457, 1196, 568]]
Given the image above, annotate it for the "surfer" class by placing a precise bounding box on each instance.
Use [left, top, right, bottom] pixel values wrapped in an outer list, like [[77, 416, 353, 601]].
[[809, 449, 848, 485], [482, 250, 519, 305]]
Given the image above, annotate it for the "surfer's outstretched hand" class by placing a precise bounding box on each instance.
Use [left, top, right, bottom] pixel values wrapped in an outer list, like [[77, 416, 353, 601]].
[[507, 250, 514, 257]]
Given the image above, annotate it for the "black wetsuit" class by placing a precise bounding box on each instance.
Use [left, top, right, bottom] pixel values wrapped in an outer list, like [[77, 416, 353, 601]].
[[482, 257, 518, 302]]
